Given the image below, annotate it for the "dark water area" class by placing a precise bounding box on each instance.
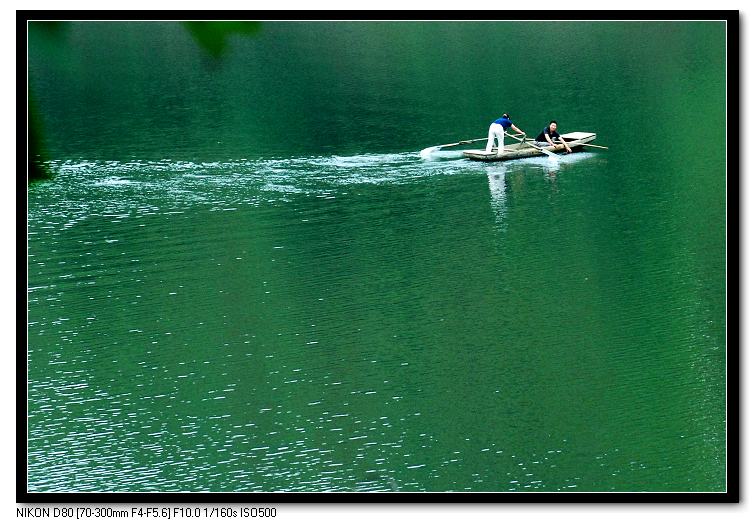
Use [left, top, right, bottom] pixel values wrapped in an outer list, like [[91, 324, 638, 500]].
[[27, 21, 727, 492]]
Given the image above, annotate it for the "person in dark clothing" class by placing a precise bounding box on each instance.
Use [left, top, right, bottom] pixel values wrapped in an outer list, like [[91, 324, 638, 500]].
[[535, 121, 572, 153], [485, 113, 526, 155]]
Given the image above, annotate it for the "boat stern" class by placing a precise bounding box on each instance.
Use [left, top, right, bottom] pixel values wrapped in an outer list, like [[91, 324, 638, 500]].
[[561, 131, 596, 142]]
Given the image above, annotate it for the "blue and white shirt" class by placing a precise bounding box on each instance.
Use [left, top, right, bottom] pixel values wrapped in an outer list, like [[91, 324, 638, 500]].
[[492, 117, 513, 128]]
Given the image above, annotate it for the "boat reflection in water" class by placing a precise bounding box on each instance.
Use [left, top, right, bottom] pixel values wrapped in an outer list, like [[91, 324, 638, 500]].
[[542, 155, 561, 180], [486, 152, 599, 230]]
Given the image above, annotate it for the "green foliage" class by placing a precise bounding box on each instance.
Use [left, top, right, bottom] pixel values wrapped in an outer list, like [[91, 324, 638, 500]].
[[26, 21, 264, 184], [183, 21, 262, 58], [28, 89, 52, 182], [27, 22, 70, 183]]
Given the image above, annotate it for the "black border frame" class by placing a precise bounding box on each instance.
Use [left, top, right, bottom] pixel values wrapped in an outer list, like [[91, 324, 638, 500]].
[[18, 9, 739, 504]]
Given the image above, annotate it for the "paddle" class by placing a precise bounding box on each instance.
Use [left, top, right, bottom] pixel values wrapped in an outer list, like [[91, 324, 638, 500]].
[[420, 137, 490, 159], [433, 137, 488, 150], [580, 143, 609, 150], [505, 131, 560, 159]]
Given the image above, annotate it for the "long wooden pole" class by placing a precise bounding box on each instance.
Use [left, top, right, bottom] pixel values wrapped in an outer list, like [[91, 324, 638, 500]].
[[435, 137, 488, 149]]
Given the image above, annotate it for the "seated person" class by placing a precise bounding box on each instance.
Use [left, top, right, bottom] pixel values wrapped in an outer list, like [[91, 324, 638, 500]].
[[535, 121, 572, 153]]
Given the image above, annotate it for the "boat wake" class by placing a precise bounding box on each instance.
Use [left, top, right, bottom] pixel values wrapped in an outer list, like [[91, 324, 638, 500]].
[[419, 146, 438, 158], [506, 151, 597, 170], [36, 151, 473, 214], [419, 147, 465, 161], [34, 150, 597, 219]]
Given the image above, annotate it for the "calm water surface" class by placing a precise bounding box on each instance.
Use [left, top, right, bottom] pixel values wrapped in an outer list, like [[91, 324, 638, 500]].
[[27, 21, 727, 492]]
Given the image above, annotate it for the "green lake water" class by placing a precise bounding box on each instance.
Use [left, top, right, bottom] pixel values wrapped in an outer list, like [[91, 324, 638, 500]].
[[26, 21, 727, 493]]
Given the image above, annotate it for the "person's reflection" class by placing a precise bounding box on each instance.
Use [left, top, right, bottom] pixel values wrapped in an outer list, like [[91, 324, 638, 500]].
[[487, 165, 508, 230]]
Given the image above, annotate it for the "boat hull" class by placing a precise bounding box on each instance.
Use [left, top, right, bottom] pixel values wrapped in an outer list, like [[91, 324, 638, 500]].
[[462, 132, 597, 162]]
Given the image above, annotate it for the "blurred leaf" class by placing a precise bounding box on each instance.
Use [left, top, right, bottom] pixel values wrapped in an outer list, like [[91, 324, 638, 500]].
[[183, 21, 262, 58], [28, 89, 52, 182], [26, 21, 264, 184], [28, 21, 70, 52], [29, 21, 68, 37], [27, 22, 69, 183]]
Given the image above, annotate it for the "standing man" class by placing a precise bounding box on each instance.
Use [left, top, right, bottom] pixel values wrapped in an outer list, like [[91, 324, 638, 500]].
[[485, 113, 525, 155], [535, 121, 572, 153]]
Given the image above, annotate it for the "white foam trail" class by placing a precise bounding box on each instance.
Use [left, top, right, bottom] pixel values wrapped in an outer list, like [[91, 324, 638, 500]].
[[419, 147, 466, 161], [38, 150, 598, 217], [501, 151, 597, 168], [93, 177, 132, 186], [419, 146, 440, 159]]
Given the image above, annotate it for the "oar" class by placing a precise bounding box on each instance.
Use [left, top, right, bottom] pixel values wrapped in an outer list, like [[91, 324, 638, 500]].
[[420, 137, 490, 159], [505, 131, 559, 159], [580, 143, 609, 150], [433, 137, 488, 150]]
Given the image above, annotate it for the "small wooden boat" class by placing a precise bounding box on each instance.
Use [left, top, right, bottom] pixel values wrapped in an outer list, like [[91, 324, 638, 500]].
[[463, 132, 597, 162]]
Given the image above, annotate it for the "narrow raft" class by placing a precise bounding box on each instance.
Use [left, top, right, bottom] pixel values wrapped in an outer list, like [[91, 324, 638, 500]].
[[463, 132, 597, 162]]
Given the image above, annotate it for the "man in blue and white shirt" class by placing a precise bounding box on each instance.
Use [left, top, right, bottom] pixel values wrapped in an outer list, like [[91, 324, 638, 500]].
[[485, 113, 525, 155]]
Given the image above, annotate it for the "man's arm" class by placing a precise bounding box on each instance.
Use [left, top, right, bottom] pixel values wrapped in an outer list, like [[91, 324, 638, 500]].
[[511, 124, 525, 136], [558, 135, 573, 153]]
